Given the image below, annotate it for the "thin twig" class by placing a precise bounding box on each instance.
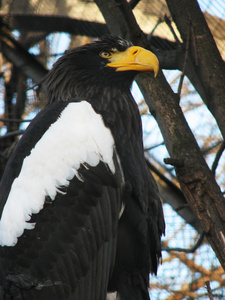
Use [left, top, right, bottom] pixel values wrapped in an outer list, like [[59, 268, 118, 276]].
[[162, 232, 205, 253], [211, 141, 225, 175], [0, 118, 32, 123], [147, 17, 163, 40], [205, 281, 214, 300], [0, 130, 24, 140], [175, 203, 189, 212], [191, 25, 198, 66], [164, 15, 180, 43], [201, 140, 223, 155], [177, 18, 191, 97], [144, 141, 165, 151]]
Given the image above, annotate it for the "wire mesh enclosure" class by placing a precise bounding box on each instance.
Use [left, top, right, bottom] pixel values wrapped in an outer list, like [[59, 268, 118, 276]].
[[1, 0, 225, 298]]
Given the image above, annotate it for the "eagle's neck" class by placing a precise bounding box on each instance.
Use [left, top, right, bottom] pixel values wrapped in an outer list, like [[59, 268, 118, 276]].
[[90, 85, 142, 139], [42, 68, 143, 145], [91, 84, 147, 209], [42, 67, 136, 104]]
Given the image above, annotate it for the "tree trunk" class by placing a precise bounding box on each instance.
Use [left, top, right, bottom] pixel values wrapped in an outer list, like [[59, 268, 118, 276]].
[[95, 0, 225, 270], [166, 0, 225, 141]]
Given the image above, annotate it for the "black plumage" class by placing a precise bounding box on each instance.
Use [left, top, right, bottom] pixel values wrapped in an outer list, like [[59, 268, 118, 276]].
[[0, 35, 165, 300]]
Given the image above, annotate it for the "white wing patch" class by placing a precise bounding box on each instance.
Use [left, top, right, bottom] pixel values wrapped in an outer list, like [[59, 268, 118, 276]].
[[106, 292, 118, 300], [0, 101, 115, 246]]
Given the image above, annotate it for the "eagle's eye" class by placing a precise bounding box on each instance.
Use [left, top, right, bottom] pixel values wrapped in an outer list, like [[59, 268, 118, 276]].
[[99, 51, 112, 59]]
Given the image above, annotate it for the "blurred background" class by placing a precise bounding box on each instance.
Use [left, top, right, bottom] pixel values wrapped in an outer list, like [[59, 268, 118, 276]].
[[0, 0, 225, 298]]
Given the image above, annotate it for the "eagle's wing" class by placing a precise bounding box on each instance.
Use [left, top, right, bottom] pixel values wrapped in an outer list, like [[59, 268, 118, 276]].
[[0, 100, 124, 300]]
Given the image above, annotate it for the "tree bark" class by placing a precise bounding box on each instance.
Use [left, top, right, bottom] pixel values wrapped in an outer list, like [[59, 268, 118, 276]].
[[95, 0, 225, 270], [166, 0, 225, 140], [0, 26, 48, 84], [147, 160, 202, 233]]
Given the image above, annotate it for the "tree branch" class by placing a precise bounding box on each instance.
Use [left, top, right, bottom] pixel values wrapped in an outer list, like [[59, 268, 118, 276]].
[[211, 141, 225, 175], [205, 281, 214, 300], [166, 0, 225, 142], [94, 0, 225, 270], [0, 14, 108, 37], [0, 25, 48, 83], [162, 232, 205, 253], [0, 130, 24, 140], [146, 159, 202, 233], [0, 118, 32, 123]]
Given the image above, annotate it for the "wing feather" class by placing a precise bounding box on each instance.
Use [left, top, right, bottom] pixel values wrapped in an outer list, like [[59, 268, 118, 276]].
[[0, 100, 124, 299]]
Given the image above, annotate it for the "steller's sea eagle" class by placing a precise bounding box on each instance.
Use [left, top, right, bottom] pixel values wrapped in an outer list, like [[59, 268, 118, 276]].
[[0, 36, 165, 300]]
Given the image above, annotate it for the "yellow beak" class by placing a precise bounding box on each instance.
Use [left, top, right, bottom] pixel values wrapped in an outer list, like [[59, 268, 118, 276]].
[[107, 46, 159, 76]]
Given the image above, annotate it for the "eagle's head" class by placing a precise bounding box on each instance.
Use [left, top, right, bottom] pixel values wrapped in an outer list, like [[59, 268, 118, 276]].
[[41, 36, 159, 103]]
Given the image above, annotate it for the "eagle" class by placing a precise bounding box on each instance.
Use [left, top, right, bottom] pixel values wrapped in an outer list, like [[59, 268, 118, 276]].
[[0, 36, 165, 300]]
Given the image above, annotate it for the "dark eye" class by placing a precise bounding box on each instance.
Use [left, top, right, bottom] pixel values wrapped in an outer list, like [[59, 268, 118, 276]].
[[99, 51, 112, 59]]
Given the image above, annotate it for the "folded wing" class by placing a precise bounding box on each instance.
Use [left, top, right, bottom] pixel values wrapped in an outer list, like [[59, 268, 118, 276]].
[[0, 100, 124, 300]]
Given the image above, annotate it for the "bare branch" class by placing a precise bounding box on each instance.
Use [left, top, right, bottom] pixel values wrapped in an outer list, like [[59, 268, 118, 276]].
[[164, 15, 180, 43], [211, 141, 225, 175], [205, 281, 214, 300], [166, 0, 225, 143], [0, 24, 48, 83], [146, 159, 202, 232], [177, 17, 190, 97], [162, 232, 205, 253], [0, 130, 24, 140], [0, 118, 32, 123], [95, 0, 225, 270]]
